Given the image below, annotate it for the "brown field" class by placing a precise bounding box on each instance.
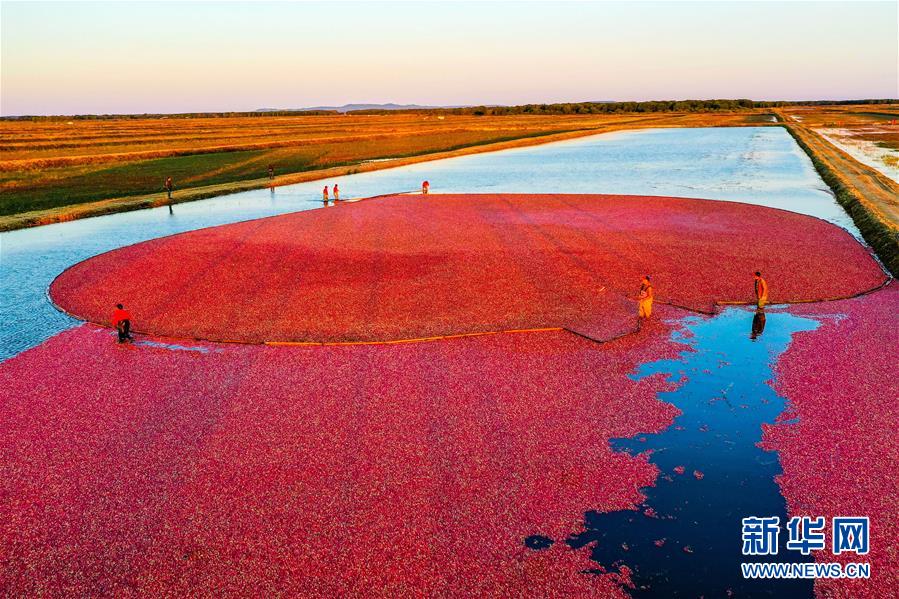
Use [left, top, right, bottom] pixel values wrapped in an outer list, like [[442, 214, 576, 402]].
[[0, 111, 778, 164], [778, 104, 899, 223], [0, 111, 773, 229], [2, 113, 633, 167], [780, 103, 899, 150], [776, 104, 899, 275]]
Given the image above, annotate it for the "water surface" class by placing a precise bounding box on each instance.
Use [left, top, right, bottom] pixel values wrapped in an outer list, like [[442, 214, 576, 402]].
[[541, 308, 820, 597]]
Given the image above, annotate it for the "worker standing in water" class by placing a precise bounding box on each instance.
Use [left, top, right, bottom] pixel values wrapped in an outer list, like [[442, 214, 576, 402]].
[[164, 177, 174, 214], [754, 271, 769, 308], [268, 164, 275, 180], [422, 180, 430, 195], [111, 303, 133, 343], [323, 185, 329, 203], [638, 275, 654, 320], [333, 184, 340, 201]]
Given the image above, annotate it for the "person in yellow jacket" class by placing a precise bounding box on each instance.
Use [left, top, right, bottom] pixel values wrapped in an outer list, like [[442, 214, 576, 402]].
[[638, 275, 654, 320], [754, 271, 769, 308]]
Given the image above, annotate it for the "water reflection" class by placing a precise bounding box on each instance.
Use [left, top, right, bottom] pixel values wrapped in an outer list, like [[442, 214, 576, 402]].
[[528, 308, 820, 597], [751, 309, 767, 341]]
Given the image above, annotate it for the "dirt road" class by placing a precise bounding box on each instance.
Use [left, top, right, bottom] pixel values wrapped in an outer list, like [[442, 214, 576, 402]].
[[779, 111, 899, 275]]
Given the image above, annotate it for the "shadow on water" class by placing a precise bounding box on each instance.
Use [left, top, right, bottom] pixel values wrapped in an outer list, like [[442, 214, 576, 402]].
[[527, 307, 821, 597]]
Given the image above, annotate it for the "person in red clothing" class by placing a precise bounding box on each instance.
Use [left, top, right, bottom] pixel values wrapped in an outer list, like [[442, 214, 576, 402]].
[[333, 184, 340, 201], [111, 303, 133, 343], [323, 185, 329, 203], [422, 180, 430, 195]]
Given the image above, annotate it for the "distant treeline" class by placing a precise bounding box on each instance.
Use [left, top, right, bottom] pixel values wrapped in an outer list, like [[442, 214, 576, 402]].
[[411, 98, 899, 116], [3, 99, 896, 121]]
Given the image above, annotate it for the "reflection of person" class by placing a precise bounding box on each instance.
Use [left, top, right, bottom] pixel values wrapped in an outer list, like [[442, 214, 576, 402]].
[[111, 303, 133, 343], [422, 180, 430, 195], [333, 184, 340, 201], [323, 185, 329, 202], [754, 271, 769, 308], [751, 308, 766, 341], [638, 275, 654, 320]]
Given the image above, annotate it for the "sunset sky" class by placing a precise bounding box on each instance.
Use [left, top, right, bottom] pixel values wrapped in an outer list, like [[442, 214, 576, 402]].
[[2, 1, 896, 116]]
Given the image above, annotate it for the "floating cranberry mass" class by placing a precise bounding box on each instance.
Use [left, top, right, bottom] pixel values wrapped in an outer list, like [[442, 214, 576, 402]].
[[50, 194, 886, 344]]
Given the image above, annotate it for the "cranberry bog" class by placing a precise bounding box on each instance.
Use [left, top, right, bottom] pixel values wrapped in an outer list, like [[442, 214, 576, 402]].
[[49, 194, 886, 344], [2, 192, 896, 596]]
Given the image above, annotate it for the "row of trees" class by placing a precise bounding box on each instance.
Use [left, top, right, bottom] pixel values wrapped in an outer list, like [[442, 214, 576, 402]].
[[436, 98, 898, 117], [4, 99, 895, 121]]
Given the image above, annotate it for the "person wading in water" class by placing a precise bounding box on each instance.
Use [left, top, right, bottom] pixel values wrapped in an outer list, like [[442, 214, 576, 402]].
[[754, 271, 769, 308], [638, 275, 654, 321], [111, 304, 133, 343], [164, 177, 174, 213]]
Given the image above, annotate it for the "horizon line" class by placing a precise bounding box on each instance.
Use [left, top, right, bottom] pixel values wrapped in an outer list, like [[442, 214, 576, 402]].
[[3, 97, 897, 119]]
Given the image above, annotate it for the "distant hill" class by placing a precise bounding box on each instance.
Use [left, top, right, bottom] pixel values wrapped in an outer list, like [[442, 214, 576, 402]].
[[256, 103, 467, 113]]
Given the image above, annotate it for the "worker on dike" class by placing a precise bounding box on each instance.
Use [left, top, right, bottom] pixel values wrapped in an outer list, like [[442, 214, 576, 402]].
[[111, 303, 133, 343], [638, 275, 654, 320]]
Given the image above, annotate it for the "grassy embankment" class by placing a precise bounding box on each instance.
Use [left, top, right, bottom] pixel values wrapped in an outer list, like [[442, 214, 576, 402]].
[[0, 112, 772, 231], [778, 105, 899, 276]]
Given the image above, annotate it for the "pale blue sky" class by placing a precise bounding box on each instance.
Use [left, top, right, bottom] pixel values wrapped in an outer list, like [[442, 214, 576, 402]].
[[1, 1, 896, 115]]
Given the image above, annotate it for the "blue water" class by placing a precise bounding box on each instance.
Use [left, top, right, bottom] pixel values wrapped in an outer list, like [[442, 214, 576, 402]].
[[525, 307, 821, 597], [0, 126, 850, 361]]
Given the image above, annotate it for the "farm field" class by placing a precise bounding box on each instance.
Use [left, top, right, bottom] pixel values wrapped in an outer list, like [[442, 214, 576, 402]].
[[2, 126, 894, 596], [0, 111, 773, 225], [3, 0, 896, 595], [3, 193, 895, 597], [781, 104, 899, 182], [777, 104, 899, 276]]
